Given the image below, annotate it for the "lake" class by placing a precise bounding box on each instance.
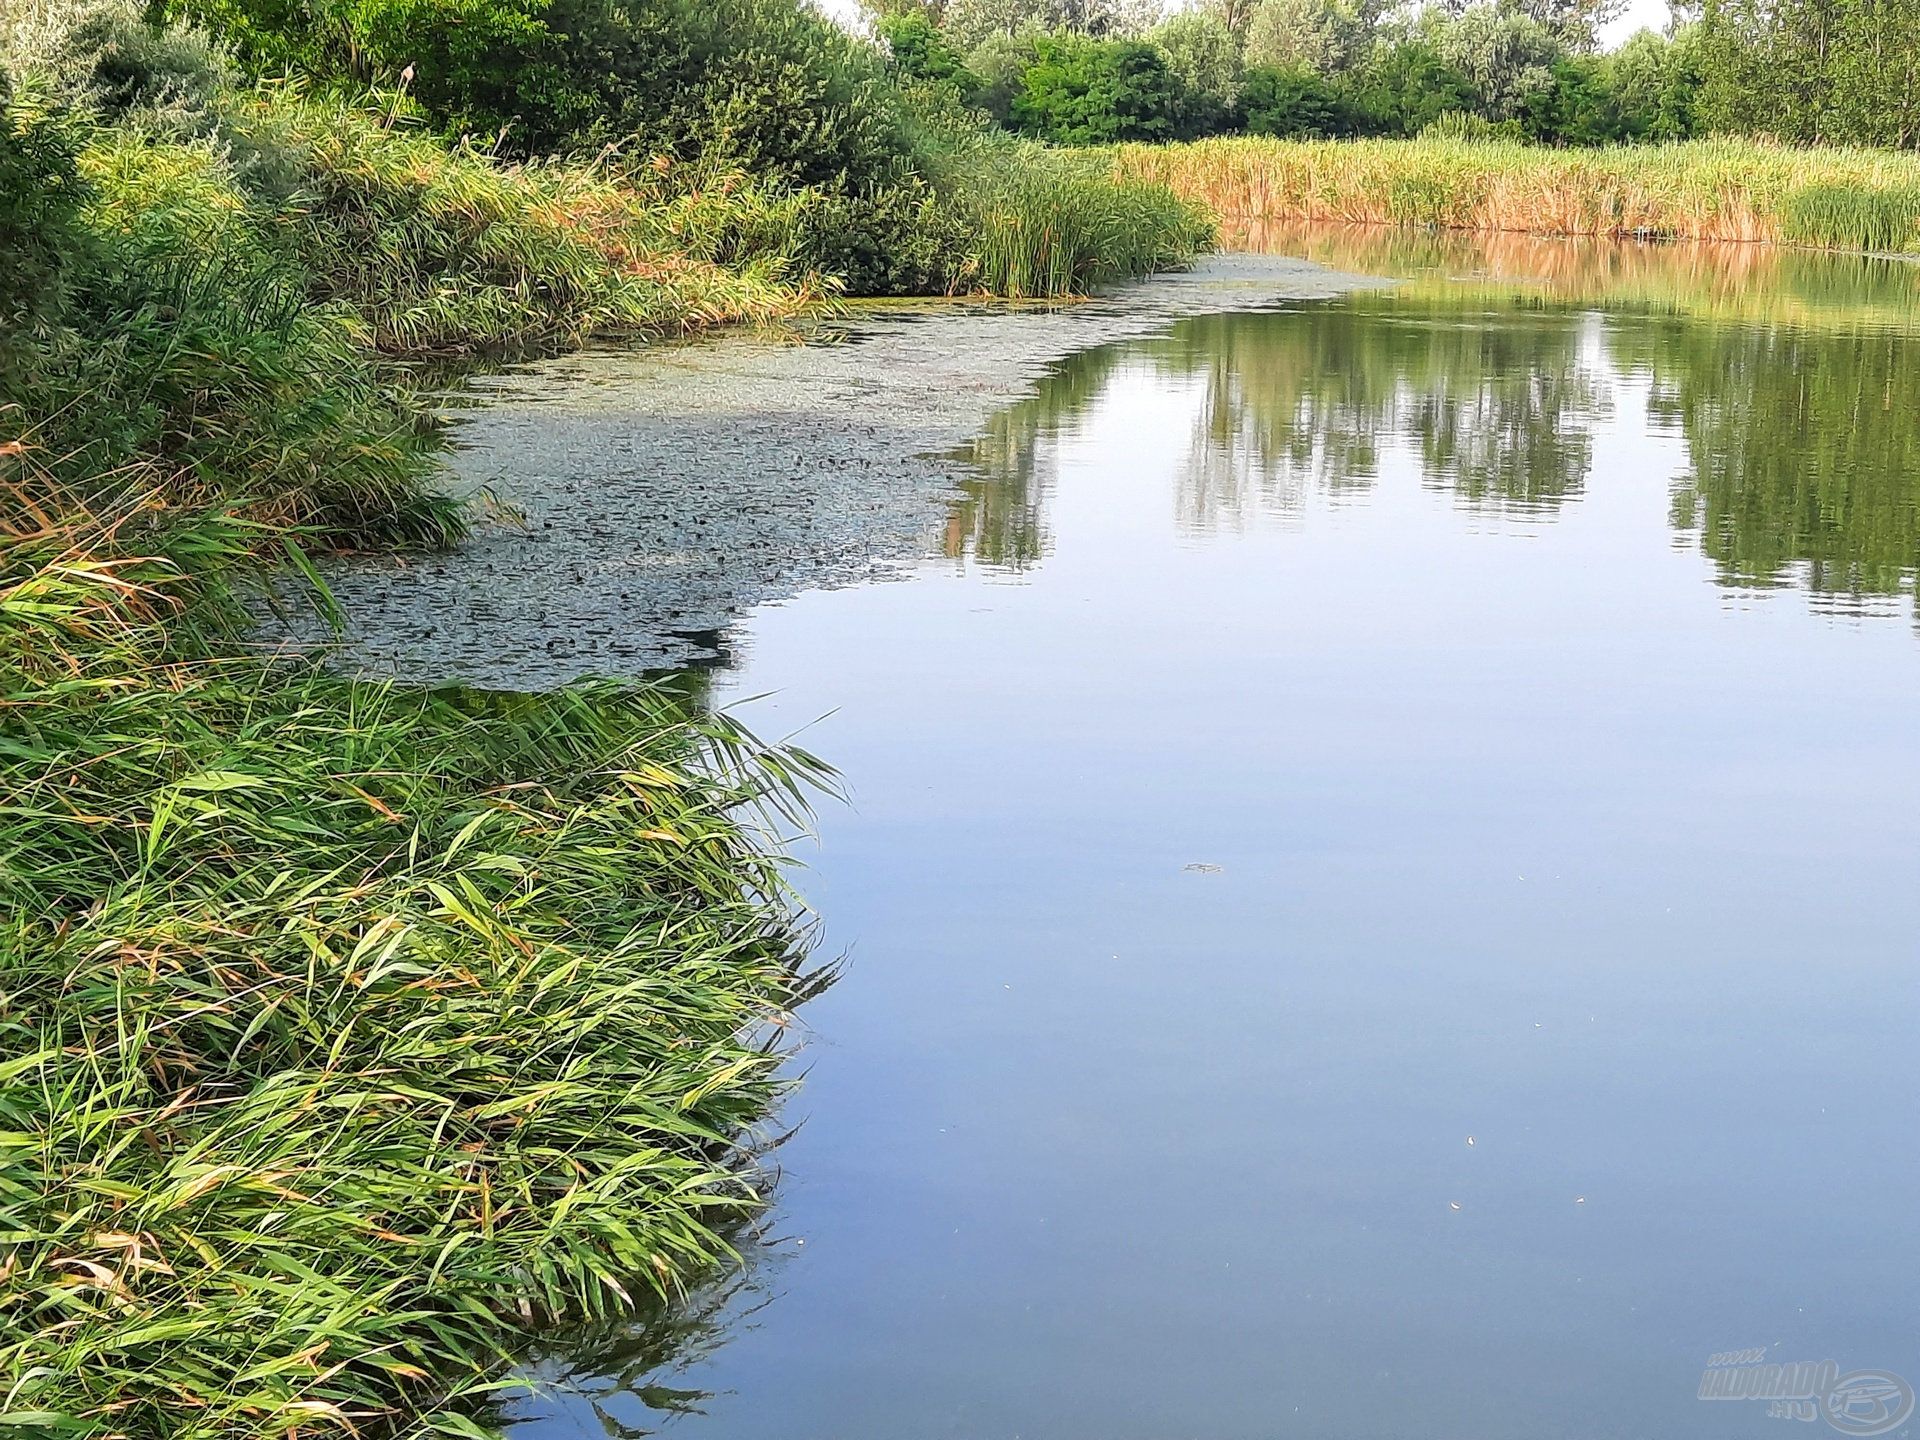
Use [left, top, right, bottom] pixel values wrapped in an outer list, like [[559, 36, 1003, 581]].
[[504, 232, 1920, 1440]]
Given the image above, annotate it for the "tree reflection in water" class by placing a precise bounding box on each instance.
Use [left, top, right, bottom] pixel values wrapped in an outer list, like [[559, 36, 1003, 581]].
[[935, 231, 1920, 623]]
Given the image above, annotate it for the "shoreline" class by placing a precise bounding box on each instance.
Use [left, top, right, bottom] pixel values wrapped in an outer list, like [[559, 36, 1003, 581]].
[[299, 254, 1386, 689]]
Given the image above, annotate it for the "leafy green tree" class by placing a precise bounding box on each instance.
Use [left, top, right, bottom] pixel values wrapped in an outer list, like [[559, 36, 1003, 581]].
[[1240, 61, 1349, 133], [1342, 36, 1476, 133], [1694, 0, 1920, 145], [966, 26, 1045, 121], [1604, 25, 1701, 139], [1431, 4, 1562, 118], [1150, 8, 1244, 132], [1433, 0, 1622, 48], [1515, 53, 1622, 140], [1244, 0, 1378, 75], [942, 0, 1136, 50], [878, 9, 980, 95], [1008, 33, 1187, 142]]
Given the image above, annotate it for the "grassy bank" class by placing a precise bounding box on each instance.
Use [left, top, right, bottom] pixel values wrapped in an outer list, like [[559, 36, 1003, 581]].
[[2, 503, 831, 1434], [0, 0, 1212, 1424], [1109, 135, 1920, 254], [0, 61, 840, 1437]]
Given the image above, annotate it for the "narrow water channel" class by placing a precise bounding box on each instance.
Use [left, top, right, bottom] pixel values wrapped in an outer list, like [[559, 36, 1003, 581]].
[[502, 235, 1920, 1440]]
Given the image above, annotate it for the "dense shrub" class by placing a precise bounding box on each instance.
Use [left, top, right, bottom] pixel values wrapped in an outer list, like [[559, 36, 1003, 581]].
[[0, 71, 86, 368], [1010, 33, 1189, 144], [880, 9, 981, 97], [9, 0, 230, 130], [1241, 64, 1345, 137], [1149, 9, 1242, 135], [164, 0, 952, 291]]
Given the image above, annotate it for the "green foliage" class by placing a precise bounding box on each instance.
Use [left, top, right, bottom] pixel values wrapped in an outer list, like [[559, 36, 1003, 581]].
[[1605, 25, 1703, 142], [941, 0, 1136, 51], [1340, 39, 1476, 136], [228, 92, 811, 354], [1696, 0, 1920, 147], [966, 25, 1044, 123], [1243, 0, 1377, 75], [952, 138, 1212, 293], [1781, 183, 1920, 251], [1430, 4, 1561, 120], [166, 0, 951, 292], [8, 0, 231, 131], [0, 72, 86, 367], [1150, 9, 1243, 135], [0, 514, 831, 1433], [1010, 33, 1189, 144], [0, 38, 836, 1440], [880, 8, 980, 97], [1241, 63, 1346, 137]]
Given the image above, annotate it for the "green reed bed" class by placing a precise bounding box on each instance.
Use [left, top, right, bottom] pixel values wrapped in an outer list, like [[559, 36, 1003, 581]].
[[1109, 135, 1920, 255], [0, 663, 826, 1437], [951, 145, 1214, 299], [0, 42, 1198, 1433], [227, 93, 818, 356]]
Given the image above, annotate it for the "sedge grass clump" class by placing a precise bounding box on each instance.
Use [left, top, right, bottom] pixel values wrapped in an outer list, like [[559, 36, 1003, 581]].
[[0, 467, 834, 1436], [946, 141, 1213, 298], [0, 659, 829, 1437], [1780, 183, 1920, 253], [235, 91, 820, 356]]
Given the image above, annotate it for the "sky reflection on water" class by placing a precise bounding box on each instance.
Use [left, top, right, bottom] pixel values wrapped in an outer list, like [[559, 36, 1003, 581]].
[[505, 237, 1920, 1440]]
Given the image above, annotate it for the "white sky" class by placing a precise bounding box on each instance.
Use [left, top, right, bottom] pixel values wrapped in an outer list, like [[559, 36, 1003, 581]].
[[814, 0, 1676, 48]]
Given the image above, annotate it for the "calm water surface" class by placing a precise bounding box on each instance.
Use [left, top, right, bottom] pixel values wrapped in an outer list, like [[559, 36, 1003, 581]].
[[508, 235, 1920, 1440]]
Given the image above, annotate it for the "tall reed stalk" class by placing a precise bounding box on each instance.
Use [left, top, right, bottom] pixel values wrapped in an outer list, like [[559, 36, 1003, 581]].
[[1109, 135, 1920, 254]]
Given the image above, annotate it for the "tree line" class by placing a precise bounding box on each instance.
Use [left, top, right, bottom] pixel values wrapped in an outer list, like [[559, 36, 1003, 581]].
[[868, 0, 1920, 148]]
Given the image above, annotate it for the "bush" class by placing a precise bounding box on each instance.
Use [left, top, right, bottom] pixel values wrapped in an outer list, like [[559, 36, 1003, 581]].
[[1010, 34, 1189, 144], [0, 72, 86, 369], [165, 0, 953, 293], [967, 26, 1044, 124], [1241, 63, 1348, 138], [1339, 39, 1475, 136], [8, 0, 230, 131], [879, 9, 981, 98], [1149, 10, 1243, 135]]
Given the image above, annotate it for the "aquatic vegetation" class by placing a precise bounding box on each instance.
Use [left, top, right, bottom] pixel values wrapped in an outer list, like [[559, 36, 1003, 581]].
[[0, 437, 832, 1439], [0, 18, 1200, 1433], [1108, 135, 1920, 254], [1, 66, 833, 1438], [220, 92, 819, 356], [949, 143, 1214, 298], [1779, 183, 1920, 254]]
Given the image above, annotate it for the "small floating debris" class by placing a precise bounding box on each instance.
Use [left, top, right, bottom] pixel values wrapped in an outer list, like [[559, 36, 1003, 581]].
[[1182, 862, 1223, 874]]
